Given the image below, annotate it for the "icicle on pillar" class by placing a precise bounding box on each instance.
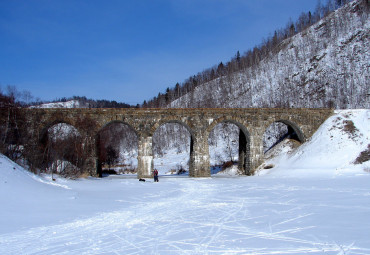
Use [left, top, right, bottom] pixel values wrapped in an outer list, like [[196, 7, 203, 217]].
[[137, 134, 154, 178], [189, 133, 211, 177]]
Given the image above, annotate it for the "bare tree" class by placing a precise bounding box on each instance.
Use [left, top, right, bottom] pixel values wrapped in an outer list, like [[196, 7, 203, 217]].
[[45, 123, 83, 179], [105, 146, 118, 171]]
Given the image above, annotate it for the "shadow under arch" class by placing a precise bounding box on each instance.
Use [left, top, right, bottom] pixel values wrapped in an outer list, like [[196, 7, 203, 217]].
[[95, 120, 139, 177], [263, 119, 305, 155], [151, 119, 195, 176], [207, 118, 252, 176], [275, 119, 305, 142]]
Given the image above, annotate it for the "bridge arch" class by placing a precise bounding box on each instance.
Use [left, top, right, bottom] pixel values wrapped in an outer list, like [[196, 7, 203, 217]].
[[150, 119, 195, 139], [206, 116, 250, 135], [95, 120, 139, 177], [39, 119, 80, 144], [262, 119, 305, 156], [151, 119, 194, 176], [38, 120, 83, 177], [207, 117, 251, 175], [97, 120, 139, 137], [273, 119, 305, 142]]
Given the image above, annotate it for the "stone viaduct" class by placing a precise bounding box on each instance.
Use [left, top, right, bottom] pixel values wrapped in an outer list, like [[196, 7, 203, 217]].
[[22, 108, 333, 178]]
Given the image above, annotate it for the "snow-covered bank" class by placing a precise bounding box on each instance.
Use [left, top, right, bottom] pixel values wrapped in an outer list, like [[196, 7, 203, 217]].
[[259, 109, 370, 177]]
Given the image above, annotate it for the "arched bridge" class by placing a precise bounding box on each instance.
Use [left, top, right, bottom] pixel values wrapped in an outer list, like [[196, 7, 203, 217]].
[[22, 108, 333, 178]]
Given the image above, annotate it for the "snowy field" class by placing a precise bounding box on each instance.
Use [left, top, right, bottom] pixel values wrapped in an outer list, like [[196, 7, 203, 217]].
[[1, 110, 369, 254]]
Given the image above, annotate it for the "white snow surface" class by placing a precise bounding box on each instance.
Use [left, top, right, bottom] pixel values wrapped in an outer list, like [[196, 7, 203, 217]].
[[1, 110, 370, 254], [30, 100, 82, 109]]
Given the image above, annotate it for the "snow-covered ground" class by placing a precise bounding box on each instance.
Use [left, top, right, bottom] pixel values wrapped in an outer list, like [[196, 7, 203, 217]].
[[1, 110, 369, 254]]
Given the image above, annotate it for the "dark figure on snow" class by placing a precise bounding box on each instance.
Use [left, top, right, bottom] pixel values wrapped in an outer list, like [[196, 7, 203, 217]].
[[153, 169, 159, 182]]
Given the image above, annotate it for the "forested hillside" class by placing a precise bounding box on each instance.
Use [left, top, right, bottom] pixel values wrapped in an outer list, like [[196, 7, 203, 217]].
[[145, 0, 369, 110]]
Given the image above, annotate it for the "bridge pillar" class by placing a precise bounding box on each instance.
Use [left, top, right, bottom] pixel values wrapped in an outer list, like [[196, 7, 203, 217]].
[[82, 135, 99, 177], [189, 133, 210, 177], [137, 134, 154, 179], [249, 132, 264, 175]]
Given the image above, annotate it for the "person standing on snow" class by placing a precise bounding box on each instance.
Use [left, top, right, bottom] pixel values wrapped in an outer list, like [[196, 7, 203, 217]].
[[153, 169, 159, 182]]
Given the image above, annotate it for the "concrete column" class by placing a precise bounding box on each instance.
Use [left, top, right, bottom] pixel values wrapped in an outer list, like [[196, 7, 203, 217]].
[[137, 135, 154, 178], [189, 133, 210, 177]]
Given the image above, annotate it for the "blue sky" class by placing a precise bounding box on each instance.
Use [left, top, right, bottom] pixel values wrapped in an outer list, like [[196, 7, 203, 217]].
[[0, 0, 318, 105]]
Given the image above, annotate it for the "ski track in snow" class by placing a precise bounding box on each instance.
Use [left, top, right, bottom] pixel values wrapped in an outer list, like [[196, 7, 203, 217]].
[[1, 177, 370, 255]]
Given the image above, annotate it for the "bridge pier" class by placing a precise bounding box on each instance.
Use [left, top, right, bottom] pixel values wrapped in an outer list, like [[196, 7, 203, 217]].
[[249, 132, 264, 175], [137, 135, 154, 178], [83, 156, 99, 177], [82, 134, 100, 177], [189, 133, 210, 177]]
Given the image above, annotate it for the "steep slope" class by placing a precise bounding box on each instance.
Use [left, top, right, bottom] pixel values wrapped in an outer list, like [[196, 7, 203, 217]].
[[170, 0, 369, 109], [0, 154, 73, 233]]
